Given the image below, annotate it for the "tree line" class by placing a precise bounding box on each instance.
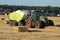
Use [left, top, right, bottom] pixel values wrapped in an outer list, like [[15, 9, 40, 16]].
[[0, 5, 60, 16]]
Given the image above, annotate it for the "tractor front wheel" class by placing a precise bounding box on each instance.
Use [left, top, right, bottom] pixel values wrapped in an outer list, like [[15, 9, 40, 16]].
[[35, 21, 40, 28], [35, 21, 45, 29]]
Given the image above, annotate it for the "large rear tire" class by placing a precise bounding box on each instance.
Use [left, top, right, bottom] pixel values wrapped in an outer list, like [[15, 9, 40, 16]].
[[26, 19, 31, 28]]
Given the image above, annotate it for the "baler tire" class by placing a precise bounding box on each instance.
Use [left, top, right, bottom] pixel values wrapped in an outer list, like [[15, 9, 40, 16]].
[[9, 20, 18, 26]]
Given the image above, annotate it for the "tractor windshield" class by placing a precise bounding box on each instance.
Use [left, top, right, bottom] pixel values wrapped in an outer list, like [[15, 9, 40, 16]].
[[33, 11, 45, 18], [35, 11, 45, 16]]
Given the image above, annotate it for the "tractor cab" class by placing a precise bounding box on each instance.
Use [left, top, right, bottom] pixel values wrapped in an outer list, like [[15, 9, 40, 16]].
[[30, 10, 46, 20], [33, 10, 45, 19]]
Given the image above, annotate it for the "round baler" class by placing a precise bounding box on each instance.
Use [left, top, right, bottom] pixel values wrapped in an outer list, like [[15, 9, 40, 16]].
[[9, 10, 26, 26]]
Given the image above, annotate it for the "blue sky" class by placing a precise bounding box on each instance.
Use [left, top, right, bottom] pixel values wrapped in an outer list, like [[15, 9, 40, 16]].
[[0, 0, 60, 7]]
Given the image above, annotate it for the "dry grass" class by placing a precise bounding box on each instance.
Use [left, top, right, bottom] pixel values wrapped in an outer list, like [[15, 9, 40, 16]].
[[0, 15, 60, 40]]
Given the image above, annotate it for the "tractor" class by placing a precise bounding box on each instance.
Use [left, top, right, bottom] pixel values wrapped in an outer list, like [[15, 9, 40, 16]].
[[9, 10, 54, 29], [25, 10, 54, 28]]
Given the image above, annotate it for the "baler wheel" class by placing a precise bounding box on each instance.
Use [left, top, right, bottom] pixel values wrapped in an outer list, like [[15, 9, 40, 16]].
[[9, 21, 15, 26], [9, 20, 18, 26]]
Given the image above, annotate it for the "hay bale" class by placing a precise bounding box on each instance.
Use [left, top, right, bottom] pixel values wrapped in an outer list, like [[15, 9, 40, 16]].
[[13, 26, 28, 32], [13, 26, 19, 32], [19, 26, 28, 32]]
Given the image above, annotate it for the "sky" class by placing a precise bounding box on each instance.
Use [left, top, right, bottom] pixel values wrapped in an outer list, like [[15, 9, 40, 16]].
[[0, 0, 60, 7]]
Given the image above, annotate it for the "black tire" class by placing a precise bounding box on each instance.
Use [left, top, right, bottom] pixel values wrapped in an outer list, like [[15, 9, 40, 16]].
[[35, 21, 45, 29], [48, 20, 54, 26], [26, 19, 31, 28], [9, 20, 18, 26]]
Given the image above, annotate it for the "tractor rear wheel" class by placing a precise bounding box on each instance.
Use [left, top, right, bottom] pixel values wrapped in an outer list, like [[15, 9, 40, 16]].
[[26, 19, 31, 28]]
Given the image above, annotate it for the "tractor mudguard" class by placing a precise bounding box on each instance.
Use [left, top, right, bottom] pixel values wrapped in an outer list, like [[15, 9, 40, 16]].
[[39, 16, 45, 22]]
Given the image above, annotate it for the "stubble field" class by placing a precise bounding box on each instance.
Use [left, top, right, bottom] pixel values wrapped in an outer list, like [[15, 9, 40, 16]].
[[0, 15, 60, 40]]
